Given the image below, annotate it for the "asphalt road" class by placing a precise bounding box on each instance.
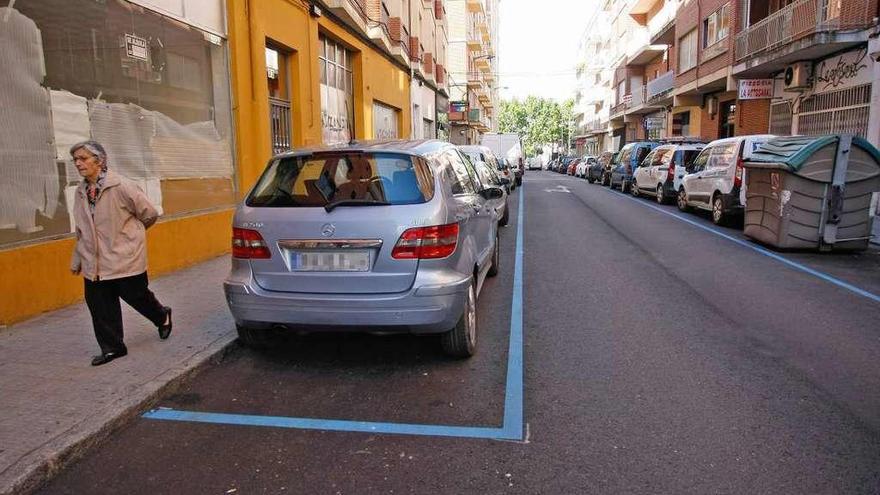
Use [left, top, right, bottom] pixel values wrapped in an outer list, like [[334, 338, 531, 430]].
[[39, 171, 880, 494]]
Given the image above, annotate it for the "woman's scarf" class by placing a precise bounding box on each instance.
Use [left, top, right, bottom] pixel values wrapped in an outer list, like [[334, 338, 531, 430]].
[[84, 170, 108, 215]]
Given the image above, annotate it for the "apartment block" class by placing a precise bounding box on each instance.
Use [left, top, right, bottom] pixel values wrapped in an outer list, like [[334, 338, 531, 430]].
[[574, 0, 880, 152], [447, 0, 501, 145]]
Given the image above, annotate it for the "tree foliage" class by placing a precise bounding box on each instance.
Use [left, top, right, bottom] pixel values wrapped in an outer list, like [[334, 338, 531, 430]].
[[497, 96, 576, 156]]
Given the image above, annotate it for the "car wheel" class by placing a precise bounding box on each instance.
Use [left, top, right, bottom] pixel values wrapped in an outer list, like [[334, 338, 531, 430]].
[[587, 176, 595, 184], [442, 278, 477, 358], [516, 177, 522, 186], [500, 201, 510, 226], [620, 180, 629, 193], [488, 229, 500, 277], [677, 188, 690, 212], [656, 185, 665, 204], [631, 181, 640, 197], [712, 195, 726, 225], [236, 324, 273, 349]]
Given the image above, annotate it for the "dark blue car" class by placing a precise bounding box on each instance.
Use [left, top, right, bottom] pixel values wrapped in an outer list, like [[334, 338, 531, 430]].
[[610, 142, 659, 193]]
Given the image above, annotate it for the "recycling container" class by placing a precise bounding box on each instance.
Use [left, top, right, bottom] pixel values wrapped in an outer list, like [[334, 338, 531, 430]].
[[743, 134, 880, 251]]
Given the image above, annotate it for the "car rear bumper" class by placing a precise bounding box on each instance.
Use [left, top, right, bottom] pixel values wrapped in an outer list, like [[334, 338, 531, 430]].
[[224, 269, 470, 334]]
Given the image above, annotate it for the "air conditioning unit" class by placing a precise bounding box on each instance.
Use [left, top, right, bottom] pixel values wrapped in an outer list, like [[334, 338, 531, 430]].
[[784, 62, 812, 91]]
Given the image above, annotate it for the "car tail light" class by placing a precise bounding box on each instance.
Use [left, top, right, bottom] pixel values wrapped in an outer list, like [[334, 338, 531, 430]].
[[734, 155, 744, 188], [667, 155, 675, 182], [392, 223, 459, 259], [232, 227, 271, 259]]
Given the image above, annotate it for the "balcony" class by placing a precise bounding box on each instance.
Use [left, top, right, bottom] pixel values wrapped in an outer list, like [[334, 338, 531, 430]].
[[324, 0, 367, 33], [734, 0, 877, 75], [646, 70, 674, 102], [435, 0, 444, 20], [625, 26, 667, 66], [423, 53, 435, 82], [435, 63, 446, 87], [466, 25, 482, 51], [467, 71, 483, 88], [466, 0, 484, 14], [610, 101, 627, 119], [647, 0, 678, 44]]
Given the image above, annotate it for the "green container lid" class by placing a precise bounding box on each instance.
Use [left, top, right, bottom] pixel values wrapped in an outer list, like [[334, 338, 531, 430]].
[[746, 135, 880, 171]]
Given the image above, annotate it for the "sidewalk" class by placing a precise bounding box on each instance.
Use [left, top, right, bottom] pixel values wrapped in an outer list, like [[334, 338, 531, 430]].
[[0, 256, 236, 495]]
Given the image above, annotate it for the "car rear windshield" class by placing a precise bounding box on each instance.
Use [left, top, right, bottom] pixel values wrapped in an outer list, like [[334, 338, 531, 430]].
[[247, 152, 434, 207]]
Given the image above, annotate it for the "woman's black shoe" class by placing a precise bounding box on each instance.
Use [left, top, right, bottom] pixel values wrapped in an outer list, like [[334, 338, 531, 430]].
[[91, 350, 127, 366], [158, 307, 172, 340]]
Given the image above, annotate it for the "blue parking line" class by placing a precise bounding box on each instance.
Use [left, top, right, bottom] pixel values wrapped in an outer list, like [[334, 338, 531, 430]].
[[617, 192, 880, 304], [144, 186, 527, 440]]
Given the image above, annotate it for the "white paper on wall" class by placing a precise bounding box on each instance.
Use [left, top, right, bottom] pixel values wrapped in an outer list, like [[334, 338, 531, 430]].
[[0, 8, 61, 233], [142, 178, 164, 216], [50, 90, 91, 182], [64, 185, 78, 233]]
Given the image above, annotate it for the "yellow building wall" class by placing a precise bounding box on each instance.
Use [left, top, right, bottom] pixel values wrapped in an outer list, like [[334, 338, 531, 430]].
[[0, 209, 233, 326], [228, 0, 413, 197], [1, 2, 413, 326]]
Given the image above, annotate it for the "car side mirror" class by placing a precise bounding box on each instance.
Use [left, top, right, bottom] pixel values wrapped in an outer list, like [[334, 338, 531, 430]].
[[481, 186, 504, 200]]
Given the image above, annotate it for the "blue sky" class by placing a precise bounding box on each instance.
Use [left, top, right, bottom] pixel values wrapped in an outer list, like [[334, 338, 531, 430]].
[[498, 0, 599, 102]]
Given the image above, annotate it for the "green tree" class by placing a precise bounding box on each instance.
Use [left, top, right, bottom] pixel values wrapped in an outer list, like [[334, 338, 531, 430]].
[[498, 97, 575, 156]]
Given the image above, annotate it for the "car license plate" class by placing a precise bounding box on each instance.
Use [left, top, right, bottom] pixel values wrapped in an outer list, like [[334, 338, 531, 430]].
[[291, 251, 371, 272]]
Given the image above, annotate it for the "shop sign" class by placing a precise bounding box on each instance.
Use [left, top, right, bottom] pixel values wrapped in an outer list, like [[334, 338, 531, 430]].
[[814, 47, 870, 92], [738, 79, 773, 99], [125, 34, 149, 61], [450, 101, 468, 113], [645, 116, 666, 130]]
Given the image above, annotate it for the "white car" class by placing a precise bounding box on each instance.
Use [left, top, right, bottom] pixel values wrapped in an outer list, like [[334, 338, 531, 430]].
[[678, 135, 776, 225], [632, 144, 704, 204], [575, 156, 596, 178]]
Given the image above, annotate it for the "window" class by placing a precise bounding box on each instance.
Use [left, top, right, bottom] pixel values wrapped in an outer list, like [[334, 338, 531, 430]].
[[446, 150, 477, 195], [690, 148, 710, 172], [673, 111, 692, 136], [616, 81, 626, 105], [247, 152, 434, 207], [678, 29, 698, 72], [2, 1, 236, 248], [703, 4, 730, 48], [319, 35, 354, 145], [708, 142, 738, 169]]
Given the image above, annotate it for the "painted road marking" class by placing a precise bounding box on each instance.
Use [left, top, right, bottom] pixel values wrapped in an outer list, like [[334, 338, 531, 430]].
[[544, 185, 571, 193], [144, 186, 527, 440], [610, 189, 880, 304]]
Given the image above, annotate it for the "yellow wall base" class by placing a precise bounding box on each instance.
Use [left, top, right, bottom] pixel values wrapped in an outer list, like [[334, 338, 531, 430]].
[[0, 209, 233, 327]]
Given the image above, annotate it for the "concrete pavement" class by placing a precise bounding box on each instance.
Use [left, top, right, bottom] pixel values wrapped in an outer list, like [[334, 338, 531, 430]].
[[0, 255, 236, 495]]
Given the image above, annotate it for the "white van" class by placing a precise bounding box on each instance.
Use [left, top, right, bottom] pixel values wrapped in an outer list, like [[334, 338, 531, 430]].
[[678, 135, 775, 225]]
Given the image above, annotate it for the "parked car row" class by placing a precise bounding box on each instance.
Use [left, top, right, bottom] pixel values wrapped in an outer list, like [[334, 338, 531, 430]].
[[225, 139, 514, 358], [553, 135, 778, 226]]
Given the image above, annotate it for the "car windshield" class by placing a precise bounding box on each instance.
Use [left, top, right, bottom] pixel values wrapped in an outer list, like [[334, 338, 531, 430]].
[[247, 152, 434, 207]]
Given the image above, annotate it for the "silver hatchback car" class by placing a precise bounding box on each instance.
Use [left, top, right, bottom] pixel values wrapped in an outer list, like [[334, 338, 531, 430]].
[[224, 140, 505, 357]]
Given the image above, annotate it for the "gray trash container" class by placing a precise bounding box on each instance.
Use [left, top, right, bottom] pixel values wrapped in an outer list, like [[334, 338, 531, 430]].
[[743, 134, 880, 251]]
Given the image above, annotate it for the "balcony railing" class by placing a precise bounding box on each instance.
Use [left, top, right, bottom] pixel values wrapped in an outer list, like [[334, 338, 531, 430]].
[[269, 97, 292, 155], [629, 85, 645, 108], [646, 70, 674, 100], [611, 101, 627, 117], [735, 0, 878, 61]]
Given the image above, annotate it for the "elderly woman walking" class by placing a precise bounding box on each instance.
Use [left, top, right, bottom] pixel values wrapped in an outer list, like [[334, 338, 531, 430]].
[[69, 141, 172, 366]]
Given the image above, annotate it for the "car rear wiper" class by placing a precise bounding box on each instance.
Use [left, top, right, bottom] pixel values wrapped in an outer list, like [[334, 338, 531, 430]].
[[324, 199, 391, 212]]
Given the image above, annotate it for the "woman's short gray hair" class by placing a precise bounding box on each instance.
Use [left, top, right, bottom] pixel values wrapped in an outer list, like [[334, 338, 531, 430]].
[[70, 141, 108, 170]]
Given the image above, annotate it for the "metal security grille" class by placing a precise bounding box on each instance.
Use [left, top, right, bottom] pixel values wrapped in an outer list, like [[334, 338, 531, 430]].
[[798, 84, 871, 138], [269, 97, 292, 155], [769, 101, 792, 136]]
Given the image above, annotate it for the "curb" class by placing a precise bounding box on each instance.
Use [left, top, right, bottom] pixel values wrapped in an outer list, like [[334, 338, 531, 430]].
[[1, 334, 238, 495]]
